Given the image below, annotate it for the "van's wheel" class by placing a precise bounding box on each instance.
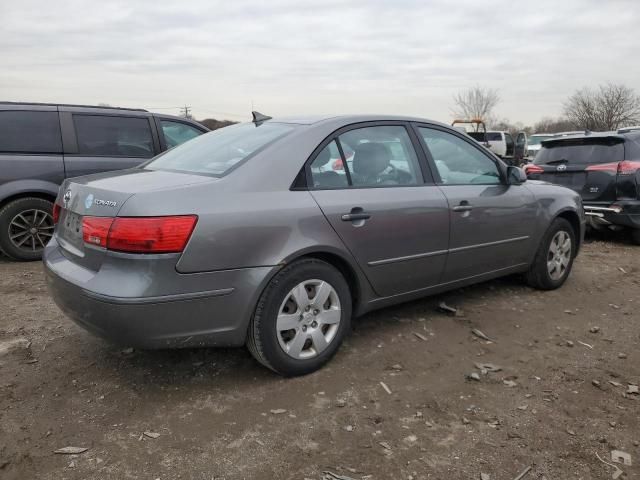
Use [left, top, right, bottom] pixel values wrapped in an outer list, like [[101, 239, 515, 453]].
[[247, 259, 351, 376], [525, 217, 576, 290], [0, 197, 54, 261], [631, 228, 640, 245]]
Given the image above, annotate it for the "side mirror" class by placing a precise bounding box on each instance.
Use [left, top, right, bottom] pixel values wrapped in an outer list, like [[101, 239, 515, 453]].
[[507, 165, 527, 185]]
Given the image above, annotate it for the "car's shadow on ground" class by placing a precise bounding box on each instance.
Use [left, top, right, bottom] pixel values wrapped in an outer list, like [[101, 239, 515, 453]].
[[81, 274, 527, 390], [584, 228, 636, 246]]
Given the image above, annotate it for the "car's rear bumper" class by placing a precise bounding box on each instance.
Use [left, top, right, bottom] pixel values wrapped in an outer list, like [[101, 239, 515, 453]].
[[43, 238, 277, 348], [584, 201, 640, 229]]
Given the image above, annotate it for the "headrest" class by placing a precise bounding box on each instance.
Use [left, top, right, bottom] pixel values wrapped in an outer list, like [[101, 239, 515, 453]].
[[352, 142, 391, 177]]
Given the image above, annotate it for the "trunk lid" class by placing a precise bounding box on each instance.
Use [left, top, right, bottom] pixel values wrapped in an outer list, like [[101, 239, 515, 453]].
[[56, 169, 215, 270], [528, 136, 625, 202]]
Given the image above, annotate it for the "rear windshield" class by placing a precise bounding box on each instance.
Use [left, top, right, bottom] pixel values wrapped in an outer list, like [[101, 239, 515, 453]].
[[535, 138, 624, 165], [468, 132, 501, 142], [145, 122, 295, 176]]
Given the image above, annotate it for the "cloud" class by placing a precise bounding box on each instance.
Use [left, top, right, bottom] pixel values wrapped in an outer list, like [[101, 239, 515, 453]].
[[1, 0, 639, 124]]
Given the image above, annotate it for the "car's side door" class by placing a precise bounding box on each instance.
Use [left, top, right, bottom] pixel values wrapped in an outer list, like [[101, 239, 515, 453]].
[[414, 124, 537, 283], [60, 110, 160, 178], [307, 123, 450, 298]]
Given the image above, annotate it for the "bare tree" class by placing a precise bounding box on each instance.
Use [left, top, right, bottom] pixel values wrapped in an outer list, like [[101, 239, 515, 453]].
[[198, 118, 237, 131], [533, 117, 577, 133], [452, 86, 500, 127], [563, 83, 640, 131], [490, 118, 532, 137]]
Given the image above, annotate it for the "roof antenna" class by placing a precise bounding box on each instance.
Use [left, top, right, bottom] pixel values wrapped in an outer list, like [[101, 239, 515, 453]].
[[252, 111, 272, 125]]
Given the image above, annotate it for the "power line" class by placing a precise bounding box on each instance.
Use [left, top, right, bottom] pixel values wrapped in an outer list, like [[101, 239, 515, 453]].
[[180, 105, 192, 119]]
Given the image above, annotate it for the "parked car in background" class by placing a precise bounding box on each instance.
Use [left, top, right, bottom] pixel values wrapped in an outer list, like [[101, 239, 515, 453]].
[[467, 130, 527, 165], [0, 102, 208, 260], [525, 133, 555, 160], [45, 113, 584, 376], [525, 130, 640, 244]]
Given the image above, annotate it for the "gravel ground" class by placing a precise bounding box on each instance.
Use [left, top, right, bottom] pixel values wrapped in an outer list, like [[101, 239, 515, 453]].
[[0, 232, 639, 480]]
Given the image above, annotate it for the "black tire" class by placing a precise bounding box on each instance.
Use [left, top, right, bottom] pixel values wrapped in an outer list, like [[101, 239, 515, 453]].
[[247, 258, 352, 376], [525, 217, 576, 290], [0, 197, 54, 261], [631, 228, 640, 245]]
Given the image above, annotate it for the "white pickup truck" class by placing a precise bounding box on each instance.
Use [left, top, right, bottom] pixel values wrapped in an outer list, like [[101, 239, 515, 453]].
[[467, 130, 527, 165]]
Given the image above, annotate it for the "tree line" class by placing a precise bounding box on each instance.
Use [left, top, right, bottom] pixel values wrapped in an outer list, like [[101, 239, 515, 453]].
[[452, 83, 640, 136]]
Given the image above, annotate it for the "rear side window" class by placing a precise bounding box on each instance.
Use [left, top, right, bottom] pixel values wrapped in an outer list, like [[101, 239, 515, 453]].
[[337, 126, 421, 187], [73, 115, 154, 158], [310, 141, 349, 189], [0, 111, 62, 154], [160, 120, 203, 148], [535, 138, 624, 165]]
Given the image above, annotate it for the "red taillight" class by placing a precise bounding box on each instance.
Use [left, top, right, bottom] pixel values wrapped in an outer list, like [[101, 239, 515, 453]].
[[81, 215, 197, 253], [52, 203, 61, 224], [332, 158, 344, 171], [585, 162, 619, 173], [82, 217, 114, 248], [524, 164, 544, 174], [107, 216, 198, 253], [617, 160, 640, 175]]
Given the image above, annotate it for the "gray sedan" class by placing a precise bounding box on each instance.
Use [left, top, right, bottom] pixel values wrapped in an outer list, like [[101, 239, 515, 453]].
[[44, 114, 585, 376]]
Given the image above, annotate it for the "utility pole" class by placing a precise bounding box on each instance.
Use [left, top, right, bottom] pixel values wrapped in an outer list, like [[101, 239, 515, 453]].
[[180, 105, 192, 119]]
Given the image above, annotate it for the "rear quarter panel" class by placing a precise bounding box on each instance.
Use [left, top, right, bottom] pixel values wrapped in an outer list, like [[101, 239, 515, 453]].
[[0, 154, 64, 203], [117, 183, 361, 275]]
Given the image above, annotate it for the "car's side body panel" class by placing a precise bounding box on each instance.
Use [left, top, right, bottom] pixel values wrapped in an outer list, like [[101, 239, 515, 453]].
[[438, 183, 538, 282], [310, 186, 450, 297]]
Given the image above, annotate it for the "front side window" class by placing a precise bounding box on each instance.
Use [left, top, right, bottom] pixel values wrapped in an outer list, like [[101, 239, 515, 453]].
[[73, 115, 154, 158], [336, 125, 420, 187], [419, 127, 501, 185], [0, 111, 62, 154], [146, 122, 295, 176], [160, 120, 203, 148]]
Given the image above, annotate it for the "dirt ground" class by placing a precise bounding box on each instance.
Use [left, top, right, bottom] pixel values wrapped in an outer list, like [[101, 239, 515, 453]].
[[1, 232, 639, 480]]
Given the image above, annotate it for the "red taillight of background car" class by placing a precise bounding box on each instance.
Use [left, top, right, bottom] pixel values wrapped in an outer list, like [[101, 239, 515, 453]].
[[524, 164, 544, 174], [332, 158, 344, 171], [585, 162, 619, 173], [107, 215, 198, 253], [52, 203, 61, 224], [616, 160, 640, 175], [82, 216, 114, 248], [81, 215, 197, 253]]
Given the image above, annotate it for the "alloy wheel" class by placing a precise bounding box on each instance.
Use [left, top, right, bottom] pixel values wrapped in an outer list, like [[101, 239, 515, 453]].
[[547, 230, 572, 281], [276, 279, 341, 360], [8, 209, 54, 253]]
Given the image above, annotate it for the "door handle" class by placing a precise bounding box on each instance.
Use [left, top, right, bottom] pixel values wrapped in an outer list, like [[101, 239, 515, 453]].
[[341, 212, 371, 221], [453, 201, 473, 212]]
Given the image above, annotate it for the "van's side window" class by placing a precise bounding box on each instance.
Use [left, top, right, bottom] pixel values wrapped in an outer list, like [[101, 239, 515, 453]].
[[0, 111, 62, 154], [160, 120, 203, 148], [73, 115, 154, 158]]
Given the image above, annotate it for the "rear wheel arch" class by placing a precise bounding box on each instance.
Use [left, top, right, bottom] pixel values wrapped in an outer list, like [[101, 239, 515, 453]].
[[296, 251, 362, 313], [556, 210, 582, 254], [0, 191, 57, 210]]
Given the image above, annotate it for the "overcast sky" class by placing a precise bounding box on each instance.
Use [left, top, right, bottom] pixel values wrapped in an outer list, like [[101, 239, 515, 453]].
[[1, 0, 639, 125]]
